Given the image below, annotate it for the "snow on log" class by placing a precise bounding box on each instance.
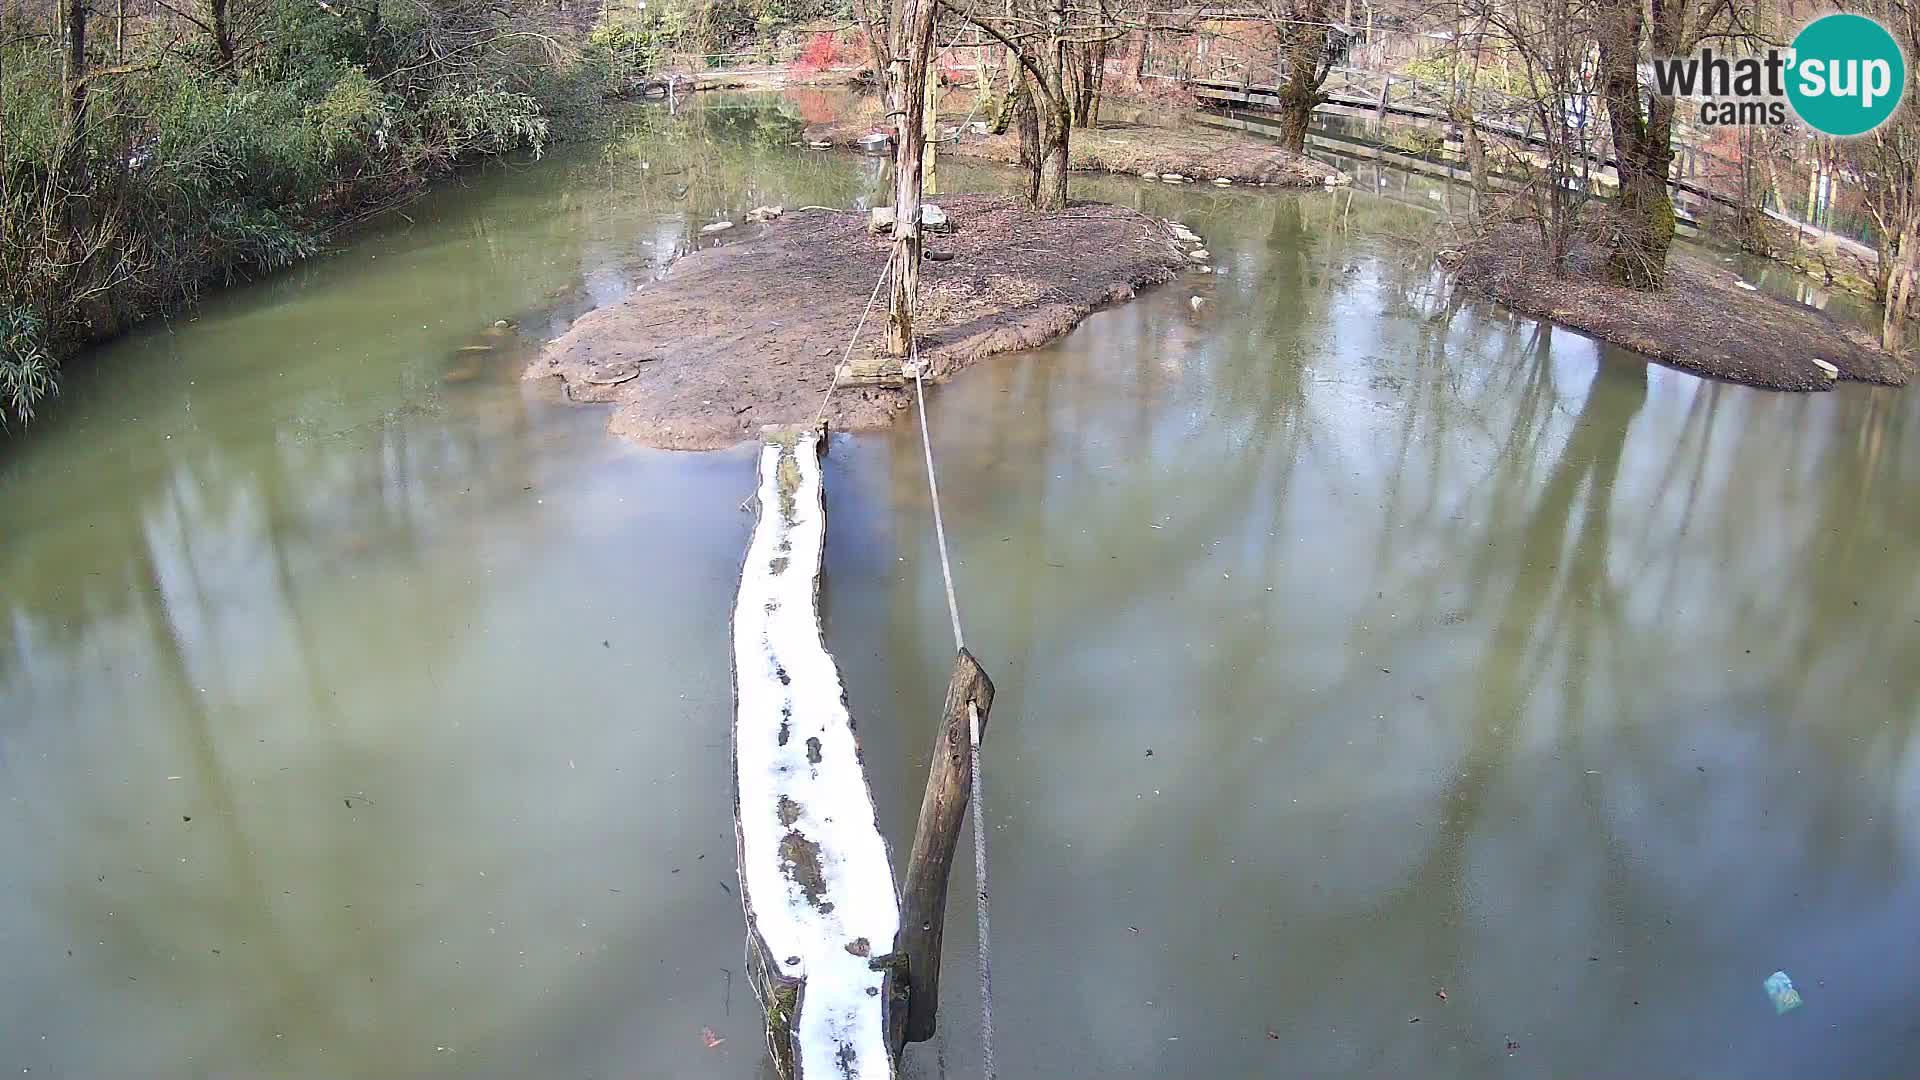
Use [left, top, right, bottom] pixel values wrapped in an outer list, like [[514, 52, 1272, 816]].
[[732, 426, 904, 1079]]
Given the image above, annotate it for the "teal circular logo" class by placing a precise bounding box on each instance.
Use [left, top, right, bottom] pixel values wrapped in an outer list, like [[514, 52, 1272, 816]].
[[1787, 13, 1907, 136]]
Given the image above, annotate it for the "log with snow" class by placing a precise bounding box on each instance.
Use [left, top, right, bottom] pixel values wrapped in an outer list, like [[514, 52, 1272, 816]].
[[731, 425, 905, 1079]]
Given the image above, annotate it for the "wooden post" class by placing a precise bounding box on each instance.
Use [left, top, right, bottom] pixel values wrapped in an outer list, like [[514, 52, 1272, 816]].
[[897, 648, 996, 1045], [885, 0, 940, 360], [923, 60, 941, 197]]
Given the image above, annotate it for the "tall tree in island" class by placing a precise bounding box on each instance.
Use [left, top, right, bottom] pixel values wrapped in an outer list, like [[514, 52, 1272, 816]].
[[946, 0, 1089, 210], [856, 0, 941, 356], [1266, 0, 1350, 154], [1593, 0, 1757, 288]]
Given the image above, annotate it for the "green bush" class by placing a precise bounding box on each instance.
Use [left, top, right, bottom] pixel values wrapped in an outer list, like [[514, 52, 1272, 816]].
[[0, 0, 588, 426], [592, 16, 671, 79], [0, 307, 54, 428], [417, 84, 550, 164]]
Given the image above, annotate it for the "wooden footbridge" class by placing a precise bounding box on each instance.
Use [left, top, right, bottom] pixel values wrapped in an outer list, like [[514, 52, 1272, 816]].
[[1171, 62, 1871, 259], [1181, 65, 1746, 208]]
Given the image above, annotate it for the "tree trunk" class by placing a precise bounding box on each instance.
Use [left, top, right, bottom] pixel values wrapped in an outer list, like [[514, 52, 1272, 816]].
[[990, 20, 1023, 135], [975, 44, 992, 111], [1034, 98, 1069, 210], [1069, 50, 1087, 126], [1087, 34, 1106, 126], [1013, 73, 1041, 204], [1274, 92, 1314, 154], [884, 0, 940, 358], [61, 0, 88, 188], [1884, 228, 1916, 355], [887, 74, 927, 358], [210, 0, 235, 67], [1465, 118, 1486, 224], [1031, 0, 1069, 208], [1068, 32, 1106, 127], [1274, 0, 1332, 155], [1596, 1, 1676, 289]]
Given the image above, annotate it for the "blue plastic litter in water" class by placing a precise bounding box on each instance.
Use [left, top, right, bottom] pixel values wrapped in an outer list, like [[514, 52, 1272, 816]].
[[1765, 970, 1803, 1014]]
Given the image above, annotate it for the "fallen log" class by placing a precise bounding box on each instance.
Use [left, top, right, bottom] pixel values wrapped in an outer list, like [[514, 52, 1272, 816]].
[[731, 425, 906, 1079]]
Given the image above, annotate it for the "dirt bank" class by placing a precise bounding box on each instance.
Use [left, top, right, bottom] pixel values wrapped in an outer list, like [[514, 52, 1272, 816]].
[[1453, 225, 1913, 391], [807, 107, 1347, 188], [526, 194, 1192, 449]]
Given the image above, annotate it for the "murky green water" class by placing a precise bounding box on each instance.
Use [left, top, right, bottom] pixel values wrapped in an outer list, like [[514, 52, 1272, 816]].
[[5, 95, 1919, 1079]]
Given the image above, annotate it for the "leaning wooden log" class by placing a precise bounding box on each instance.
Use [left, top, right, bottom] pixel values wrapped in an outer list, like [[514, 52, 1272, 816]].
[[897, 648, 995, 1044], [732, 425, 907, 1079]]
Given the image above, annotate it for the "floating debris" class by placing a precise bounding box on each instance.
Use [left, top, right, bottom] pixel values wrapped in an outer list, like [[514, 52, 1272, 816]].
[[1765, 970, 1803, 1014]]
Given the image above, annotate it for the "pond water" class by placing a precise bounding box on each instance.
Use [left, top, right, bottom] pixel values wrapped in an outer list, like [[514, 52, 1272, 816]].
[[4, 94, 1918, 1079]]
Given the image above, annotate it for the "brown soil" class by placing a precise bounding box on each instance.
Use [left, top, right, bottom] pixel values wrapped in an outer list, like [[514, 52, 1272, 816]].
[[525, 194, 1191, 449], [1453, 224, 1913, 391], [807, 107, 1347, 188]]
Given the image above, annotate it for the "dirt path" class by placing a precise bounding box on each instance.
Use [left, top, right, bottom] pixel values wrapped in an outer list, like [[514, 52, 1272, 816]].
[[526, 195, 1193, 449], [1454, 225, 1913, 391]]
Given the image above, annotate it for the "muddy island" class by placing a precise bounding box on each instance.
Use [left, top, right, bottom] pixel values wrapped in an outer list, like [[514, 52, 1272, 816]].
[[527, 194, 1193, 449], [1453, 224, 1915, 392]]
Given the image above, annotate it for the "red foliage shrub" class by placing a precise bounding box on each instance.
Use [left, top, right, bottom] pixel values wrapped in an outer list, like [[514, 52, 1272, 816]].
[[791, 33, 843, 74]]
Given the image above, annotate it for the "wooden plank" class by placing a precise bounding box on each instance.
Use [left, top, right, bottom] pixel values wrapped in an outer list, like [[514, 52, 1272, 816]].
[[733, 425, 906, 1080], [835, 356, 907, 388], [897, 648, 996, 1044]]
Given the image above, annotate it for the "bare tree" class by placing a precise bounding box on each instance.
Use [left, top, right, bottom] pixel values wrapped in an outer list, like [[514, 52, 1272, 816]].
[[854, 0, 943, 354], [1467, 0, 1602, 269], [1834, 0, 1917, 353], [949, 0, 1128, 209], [1065, 0, 1111, 126]]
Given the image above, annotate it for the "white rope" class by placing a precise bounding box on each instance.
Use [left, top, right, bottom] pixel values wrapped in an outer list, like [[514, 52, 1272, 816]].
[[909, 335, 993, 1080], [966, 697, 995, 1080], [909, 340, 965, 653], [814, 249, 898, 428]]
